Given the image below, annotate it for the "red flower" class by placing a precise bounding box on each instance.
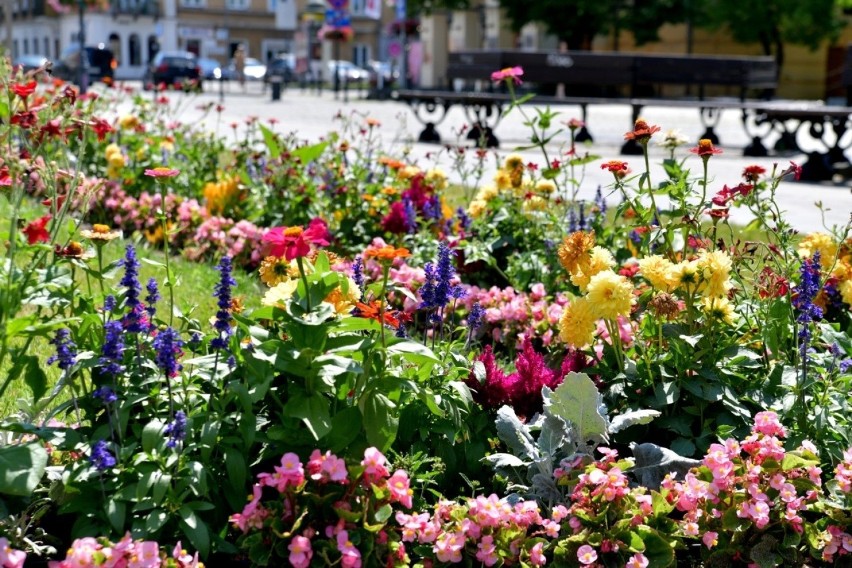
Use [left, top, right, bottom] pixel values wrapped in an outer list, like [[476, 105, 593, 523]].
[[90, 117, 113, 141], [785, 161, 802, 181], [10, 110, 37, 129], [742, 165, 766, 182], [566, 118, 585, 130], [707, 208, 729, 220], [601, 160, 630, 179], [689, 138, 723, 157], [757, 267, 789, 299], [144, 167, 181, 178], [380, 201, 411, 235], [623, 119, 661, 143], [12, 81, 38, 99], [262, 223, 330, 261], [22, 214, 51, 244], [354, 300, 400, 329], [490, 66, 524, 85], [0, 166, 11, 186]]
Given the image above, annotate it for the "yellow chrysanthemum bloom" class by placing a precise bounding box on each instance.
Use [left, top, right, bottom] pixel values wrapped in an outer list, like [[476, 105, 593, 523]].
[[160, 140, 175, 153], [798, 232, 838, 264], [398, 165, 421, 180], [671, 260, 701, 292], [118, 115, 140, 130], [570, 246, 616, 291], [323, 277, 362, 315], [535, 179, 556, 195], [468, 200, 487, 218], [586, 270, 634, 320], [258, 256, 297, 287], [638, 255, 676, 292], [106, 165, 122, 181], [381, 187, 398, 196], [262, 279, 299, 307], [522, 196, 547, 214], [697, 249, 733, 298], [425, 168, 448, 190], [135, 147, 148, 160], [203, 176, 243, 216], [558, 297, 598, 347], [503, 153, 525, 171], [702, 296, 735, 325], [493, 170, 512, 191], [108, 153, 126, 169], [105, 143, 121, 158], [557, 231, 596, 276], [477, 185, 499, 202], [839, 279, 852, 306]]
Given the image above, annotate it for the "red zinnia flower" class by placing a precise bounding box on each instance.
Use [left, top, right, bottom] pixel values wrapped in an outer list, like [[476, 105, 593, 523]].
[[10, 110, 37, 129], [90, 117, 113, 141], [22, 214, 51, 244], [0, 166, 11, 186], [742, 165, 766, 182], [490, 66, 524, 85], [623, 119, 661, 143], [601, 160, 630, 179], [144, 167, 181, 178], [707, 208, 729, 220], [12, 81, 38, 99], [689, 138, 723, 158], [262, 223, 330, 261]]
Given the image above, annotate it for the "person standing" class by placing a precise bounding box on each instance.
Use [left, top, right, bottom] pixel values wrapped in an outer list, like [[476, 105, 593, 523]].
[[234, 45, 246, 89]]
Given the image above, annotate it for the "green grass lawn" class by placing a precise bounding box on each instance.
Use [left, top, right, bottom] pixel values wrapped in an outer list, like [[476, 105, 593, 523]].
[[0, 197, 265, 420]]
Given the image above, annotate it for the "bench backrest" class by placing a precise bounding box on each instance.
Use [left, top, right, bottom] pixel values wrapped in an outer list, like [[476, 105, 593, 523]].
[[447, 50, 778, 98]]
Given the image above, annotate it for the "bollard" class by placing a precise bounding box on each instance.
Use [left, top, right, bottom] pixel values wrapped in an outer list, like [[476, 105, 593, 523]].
[[270, 77, 282, 101]]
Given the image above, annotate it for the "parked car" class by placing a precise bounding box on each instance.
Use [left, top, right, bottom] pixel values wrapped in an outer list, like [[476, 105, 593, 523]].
[[367, 60, 398, 87], [144, 51, 202, 90], [228, 57, 266, 82], [264, 55, 295, 85], [52, 45, 116, 86], [326, 60, 370, 84], [197, 57, 225, 81], [12, 54, 50, 75]]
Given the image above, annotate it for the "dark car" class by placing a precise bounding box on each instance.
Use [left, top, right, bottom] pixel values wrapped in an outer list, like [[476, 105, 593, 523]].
[[197, 57, 225, 81], [144, 51, 202, 90], [264, 56, 295, 85], [52, 45, 116, 86]]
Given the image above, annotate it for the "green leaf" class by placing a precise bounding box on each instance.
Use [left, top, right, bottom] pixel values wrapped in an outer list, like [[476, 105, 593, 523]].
[[290, 141, 328, 164], [362, 391, 398, 451], [24, 355, 48, 403], [547, 373, 608, 444], [325, 407, 362, 453], [225, 449, 247, 495], [146, 509, 168, 534], [0, 99, 9, 120], [0, 443, 48, 496], [142, 420, 165, 453], [282, 391, 332, 440], [258, 123, 281, 158], [178, 507, 210, 559], [374, 503, 393, 523], [106, 498, 126, 533], [635, 527, 674, 567]]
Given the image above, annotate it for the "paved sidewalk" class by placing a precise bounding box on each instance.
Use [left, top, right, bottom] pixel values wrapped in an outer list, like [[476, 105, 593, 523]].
[[137, 82, 851, 234]]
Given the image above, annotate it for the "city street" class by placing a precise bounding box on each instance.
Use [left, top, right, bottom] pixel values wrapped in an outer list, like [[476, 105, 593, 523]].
[[136, 80, 851, 234]]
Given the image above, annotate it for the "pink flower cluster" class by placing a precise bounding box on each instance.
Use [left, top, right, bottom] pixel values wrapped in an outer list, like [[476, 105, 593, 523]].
[[396, 493, 554, 566], [230, 448, 413, 568], [663, 410, 821, 551], [0, 538, 25, 568], [183, 216, 266, 269], [46, 534, 199, 568]]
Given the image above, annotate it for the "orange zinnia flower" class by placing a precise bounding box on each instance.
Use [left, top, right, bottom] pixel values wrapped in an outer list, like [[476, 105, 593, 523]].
[[689, 139, 723, 157], [623, 119, 661, 143], [355, 301, 399, 329], [363, 245, 410, 262]]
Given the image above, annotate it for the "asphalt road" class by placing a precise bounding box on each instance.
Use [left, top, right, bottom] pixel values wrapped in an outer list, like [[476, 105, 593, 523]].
[[121, 80, 851, 234]]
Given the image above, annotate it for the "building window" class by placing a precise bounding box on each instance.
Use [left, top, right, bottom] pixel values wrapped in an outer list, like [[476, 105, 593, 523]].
[[54, 38, 60, 58], [226, 0, 249, 10], [147, 35, 159, 64], [109, 33, 121, 65], [350, 0, 364, 16], [13, 39, 18, 58], [129, 34, 141, 65], [43, 37, 49, 56], [352, 43, 369, 68], [23, 38, 28, 54], [180, 0, 205, 7]]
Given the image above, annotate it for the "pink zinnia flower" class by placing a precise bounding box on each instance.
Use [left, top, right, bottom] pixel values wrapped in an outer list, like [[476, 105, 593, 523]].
[[491, 66, 524, 85], [262, 223, 330, 261], [143, 167, 181, 178]]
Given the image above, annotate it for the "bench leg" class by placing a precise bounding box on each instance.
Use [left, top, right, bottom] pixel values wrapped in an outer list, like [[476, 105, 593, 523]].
[[574, 103, 594, 143], [621, 104, 645, 155], [743, 136, 769, 157], [466, 122, 499, 148], [418, 122, 442, 144], [799, 151, 835, 182]]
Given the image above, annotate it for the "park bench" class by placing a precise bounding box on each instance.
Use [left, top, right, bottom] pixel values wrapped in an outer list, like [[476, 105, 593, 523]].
[[395, 49, 852, 181]]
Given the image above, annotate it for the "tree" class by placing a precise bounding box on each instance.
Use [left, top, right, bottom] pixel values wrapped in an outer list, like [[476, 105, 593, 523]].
[[496, 0, 686, 51], [694, 0, 846, 73]]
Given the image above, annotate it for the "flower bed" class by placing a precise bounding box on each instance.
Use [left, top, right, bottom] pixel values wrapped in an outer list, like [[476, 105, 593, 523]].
[[0, 59, 851, 567]]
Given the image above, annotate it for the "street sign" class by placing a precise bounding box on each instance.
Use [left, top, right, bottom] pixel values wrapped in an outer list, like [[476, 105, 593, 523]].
[[325, 8, 350, 27], [327, 0, 347, 8], [395, 0, 406, 21]]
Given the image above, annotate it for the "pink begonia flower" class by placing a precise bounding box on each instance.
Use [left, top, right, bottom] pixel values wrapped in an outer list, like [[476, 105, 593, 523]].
[[336, 531, 362, 568], [702, 531, 719, 549], [491, 66, 524, 85], [0, 538, 26, 568], [626, 553, 649, 568], [577, 544, 597, 564], [129, 541, 160, 568], [752, 410, 786, 437], [288, 535, 313, 568], [172, 541, 200, 567], [529, 542, 547, 566], [388, 470, 413, 508], [476, 535, 499, 566], [361, 447, 390, 482], [433, 531, 465, 563]]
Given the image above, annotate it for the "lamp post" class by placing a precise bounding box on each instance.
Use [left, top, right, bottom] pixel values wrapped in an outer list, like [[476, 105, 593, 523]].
[[77, 0, 88, 93], [303, 0, 325, 93]]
